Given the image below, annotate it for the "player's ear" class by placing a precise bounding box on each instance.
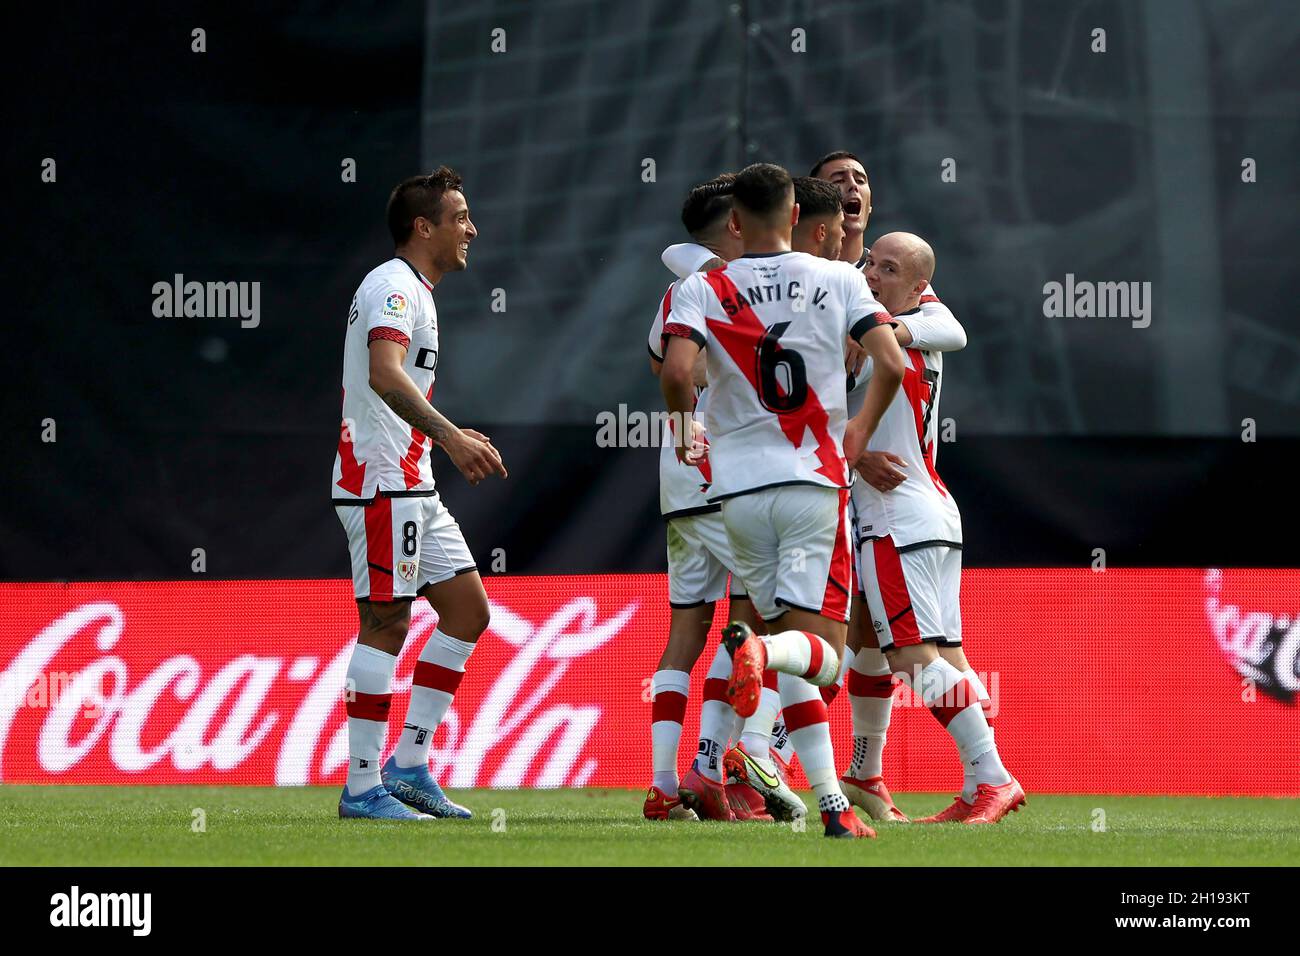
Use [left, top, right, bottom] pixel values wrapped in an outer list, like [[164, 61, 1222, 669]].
[[729, 209, 742, 238], [816, 223, 827, 243], [791, 202, 800, 227]]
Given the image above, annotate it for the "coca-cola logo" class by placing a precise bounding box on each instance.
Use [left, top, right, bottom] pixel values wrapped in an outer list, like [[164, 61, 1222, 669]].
[[1204, 569, 1300, 703], [0, 593, 639, 784]]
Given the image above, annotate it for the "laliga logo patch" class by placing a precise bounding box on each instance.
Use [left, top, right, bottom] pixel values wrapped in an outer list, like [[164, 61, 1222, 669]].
[[397, 560, 418, 582], [385, 292, 407, 312]]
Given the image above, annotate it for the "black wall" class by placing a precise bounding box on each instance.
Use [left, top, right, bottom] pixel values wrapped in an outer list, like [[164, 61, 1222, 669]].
[[5, 2, 1298, 581]]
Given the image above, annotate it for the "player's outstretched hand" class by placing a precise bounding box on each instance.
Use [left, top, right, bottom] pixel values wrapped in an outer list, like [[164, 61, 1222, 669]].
[[447, 428, 508, 484], [856, 450, 907, 492]]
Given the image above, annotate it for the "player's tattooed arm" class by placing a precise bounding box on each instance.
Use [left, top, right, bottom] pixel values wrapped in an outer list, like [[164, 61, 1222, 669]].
[[379, 388, 453, 444], [369, 337, 507, 485]]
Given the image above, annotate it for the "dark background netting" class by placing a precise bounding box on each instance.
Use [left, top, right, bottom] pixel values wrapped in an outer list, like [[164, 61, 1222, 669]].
[[4, 1, 1298, 580]]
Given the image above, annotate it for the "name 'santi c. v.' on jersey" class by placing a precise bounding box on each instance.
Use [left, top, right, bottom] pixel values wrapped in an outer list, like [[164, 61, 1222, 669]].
[[663, 251, 891, 502], [332, 257, 441, 501]]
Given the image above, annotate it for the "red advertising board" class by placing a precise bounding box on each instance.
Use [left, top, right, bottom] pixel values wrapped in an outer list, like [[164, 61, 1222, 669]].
[[0, 570, 1296, 794]]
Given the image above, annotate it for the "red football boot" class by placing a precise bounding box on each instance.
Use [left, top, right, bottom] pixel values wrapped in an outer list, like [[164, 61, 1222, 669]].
[[678, 761, 736, 821], [642, 785, 698, 821], [721, 623, 765, 719], [914, 796, 975, 824], [963, 779, 1027, 825], [839, 774, 909, 823], [821, 808, 877, 839], [725, 781, 774, 821]]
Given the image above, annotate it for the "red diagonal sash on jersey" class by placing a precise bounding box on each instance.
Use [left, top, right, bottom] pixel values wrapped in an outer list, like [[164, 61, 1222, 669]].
[[666, 401, 714, 487], [400, 383, 435, 489], [702, 268, 845, 486], [902, 349, 947, 496], [336, 388, 367, 496]]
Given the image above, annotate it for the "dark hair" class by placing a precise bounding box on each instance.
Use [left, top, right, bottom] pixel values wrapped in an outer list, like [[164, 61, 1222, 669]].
[[681, 173, 736, 238], [793, 176, 843, 219], [731, 163, 793, 218], [808, 150, 863, 178], [386, 166, 464, 244]]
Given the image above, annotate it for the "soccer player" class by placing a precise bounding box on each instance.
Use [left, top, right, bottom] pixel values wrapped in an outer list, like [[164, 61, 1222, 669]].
[[807, 149, 966, 822], [332, 168, 507, 820], [655, 177, 852, 817], [660, 162, 906, 838], [790, 176, 846, 261], [644, 175, 804, 823], [846, 231, 1025, 825], [809, 151, 872, 266], [719, 174, 852, 804]]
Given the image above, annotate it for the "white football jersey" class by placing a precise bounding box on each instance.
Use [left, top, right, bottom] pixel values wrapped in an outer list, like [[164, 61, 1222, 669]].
[[665, 252, 891, 502], [332, 257, 441, 501], [648, 279, 717, 518], [849, 298, 963, 549]]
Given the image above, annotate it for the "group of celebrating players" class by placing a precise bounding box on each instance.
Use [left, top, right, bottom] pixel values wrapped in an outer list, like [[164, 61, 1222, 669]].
[[325, 154, 1023, 837], [644, 153, 1025, 837]]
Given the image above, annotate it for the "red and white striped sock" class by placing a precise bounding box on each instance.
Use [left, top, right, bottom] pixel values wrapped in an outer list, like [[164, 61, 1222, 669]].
[[393, 628, 475, 769], [762, 630, 840, 686], [344, 642, 398, 795], [739, 669, 780, 760], [779, 672, 849, 813], [846, 646, 893, 779], [910, 658, 1010, 788], [650, 668, 691, 792]]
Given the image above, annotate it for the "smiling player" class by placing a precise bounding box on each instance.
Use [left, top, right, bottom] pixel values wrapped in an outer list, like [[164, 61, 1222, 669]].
[[332, 168, 507, 821]]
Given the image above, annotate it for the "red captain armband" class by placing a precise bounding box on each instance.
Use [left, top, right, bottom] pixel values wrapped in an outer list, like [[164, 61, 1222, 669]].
[[662, 322, 706, 350], [368, 327, 411, 348]]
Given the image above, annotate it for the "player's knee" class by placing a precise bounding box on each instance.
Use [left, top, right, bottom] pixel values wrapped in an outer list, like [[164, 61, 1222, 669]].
[[451, 599, 490, 639], [358, 608, 411, 654]]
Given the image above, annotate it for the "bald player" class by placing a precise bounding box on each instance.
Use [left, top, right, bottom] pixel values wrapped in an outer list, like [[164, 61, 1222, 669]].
[[845, 232, 1024, 825]]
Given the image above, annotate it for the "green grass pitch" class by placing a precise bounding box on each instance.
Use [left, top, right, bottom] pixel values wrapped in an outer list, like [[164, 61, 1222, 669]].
[[1, 787, 1295, 866]]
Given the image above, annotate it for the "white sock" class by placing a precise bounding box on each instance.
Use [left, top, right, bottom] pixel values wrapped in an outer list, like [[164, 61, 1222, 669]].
[[960, 668, 1002, 797], [695, 644, 737, 784], [770, 718, 792, 765], [344, 643, 398, 795], [778, 672, 848, 813], [393, 629, 476, 769], [762, 630, 840, 686], [650, 668, 690, 792], [913, 658, 1011, 789], [739, 672, 780, 761], [847, 646, 893, 780]]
